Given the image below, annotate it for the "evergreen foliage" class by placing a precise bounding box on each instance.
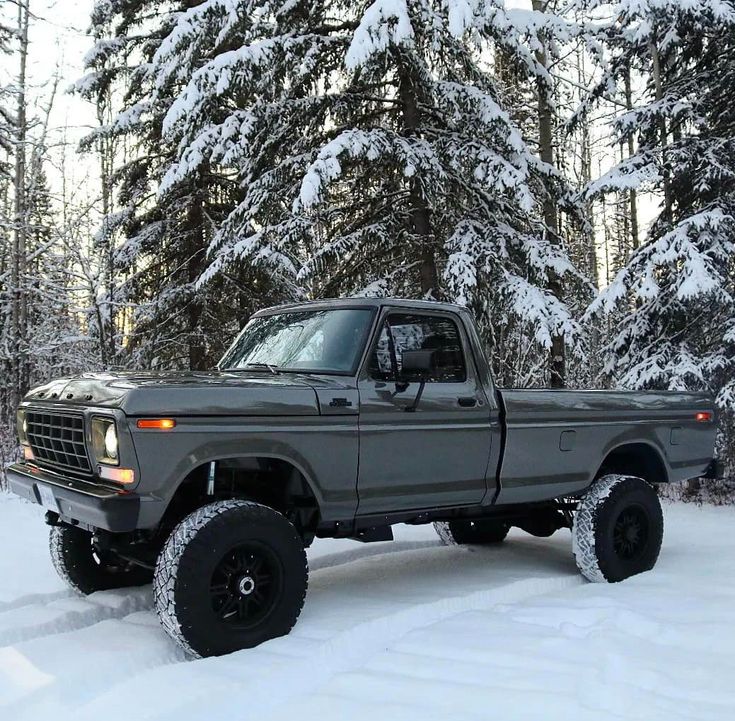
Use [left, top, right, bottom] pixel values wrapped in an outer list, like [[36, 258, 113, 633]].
[[149, 0, 587, 384], [1, 0, 734, 497], [581, 0, 735, 470], [75, 0, 281, 370]]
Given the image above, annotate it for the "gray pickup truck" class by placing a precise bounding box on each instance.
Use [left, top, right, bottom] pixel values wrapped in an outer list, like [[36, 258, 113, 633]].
[[8, 298, 718, 657]]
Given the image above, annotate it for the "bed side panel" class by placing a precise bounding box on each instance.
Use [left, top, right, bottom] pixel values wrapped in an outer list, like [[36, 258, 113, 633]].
[[495, 390, 715, 505]]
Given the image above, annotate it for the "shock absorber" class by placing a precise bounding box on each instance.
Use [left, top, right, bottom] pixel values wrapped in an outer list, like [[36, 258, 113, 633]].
[[206, 460, 216, 495]]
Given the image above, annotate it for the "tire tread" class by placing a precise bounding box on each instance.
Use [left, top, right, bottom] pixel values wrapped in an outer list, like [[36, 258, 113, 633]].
[[153, 500, 307, 658], [49, 525, 152, 595], [572, 474, 663, 583]]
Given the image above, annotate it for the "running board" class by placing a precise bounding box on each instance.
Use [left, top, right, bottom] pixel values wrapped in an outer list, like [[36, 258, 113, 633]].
[[350, 525, 394, 543]]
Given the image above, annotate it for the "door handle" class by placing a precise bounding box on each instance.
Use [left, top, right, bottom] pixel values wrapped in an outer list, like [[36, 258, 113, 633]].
[[458, 396, 477, 407]]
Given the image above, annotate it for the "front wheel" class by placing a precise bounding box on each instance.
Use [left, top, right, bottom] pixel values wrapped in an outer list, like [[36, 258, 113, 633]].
[[153, 500, 308, 658], [50, 525, 153, 595], [573, 474, 663, 583]]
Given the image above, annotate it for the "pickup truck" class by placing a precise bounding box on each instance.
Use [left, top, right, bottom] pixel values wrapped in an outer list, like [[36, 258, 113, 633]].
[[7, 298, 718, 657]]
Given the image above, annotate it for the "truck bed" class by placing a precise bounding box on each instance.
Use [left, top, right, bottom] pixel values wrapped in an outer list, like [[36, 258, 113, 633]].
[[495, 389, 716, 504]]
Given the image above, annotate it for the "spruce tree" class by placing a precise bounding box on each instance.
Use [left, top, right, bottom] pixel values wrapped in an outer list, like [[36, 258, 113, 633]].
[[76, 0, 278, 371], [153, 0, 586, 385], [583, 0, 735, 466]]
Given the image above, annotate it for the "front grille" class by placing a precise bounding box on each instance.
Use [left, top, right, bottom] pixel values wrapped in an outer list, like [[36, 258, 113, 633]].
[[26, 411, 91, 474]]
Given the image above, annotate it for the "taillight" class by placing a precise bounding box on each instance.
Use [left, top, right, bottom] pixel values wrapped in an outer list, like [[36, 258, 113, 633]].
[[695, 411, 713, 423]]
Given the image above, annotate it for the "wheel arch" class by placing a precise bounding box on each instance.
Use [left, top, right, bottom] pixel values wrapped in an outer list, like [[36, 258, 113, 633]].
[[595, 440, 670, 486], [153, 443, 324, 539]]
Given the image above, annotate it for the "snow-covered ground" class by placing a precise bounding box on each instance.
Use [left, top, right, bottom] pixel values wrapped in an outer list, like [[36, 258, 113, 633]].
[[0, 493, 733, 721]]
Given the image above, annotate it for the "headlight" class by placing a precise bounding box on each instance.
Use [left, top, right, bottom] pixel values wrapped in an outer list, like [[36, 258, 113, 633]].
[[91, 417, 119, 465], [104, 423, 118, 459], [17, 409, 28, 446]]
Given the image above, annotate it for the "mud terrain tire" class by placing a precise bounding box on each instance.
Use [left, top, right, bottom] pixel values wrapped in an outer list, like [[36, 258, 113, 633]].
[[573, 474, 663, 583], [154, 500, 308, 658], [50, 525, 152, 595]]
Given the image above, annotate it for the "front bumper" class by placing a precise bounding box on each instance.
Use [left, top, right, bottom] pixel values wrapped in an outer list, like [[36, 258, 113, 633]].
[[7, 462, 140, 533]]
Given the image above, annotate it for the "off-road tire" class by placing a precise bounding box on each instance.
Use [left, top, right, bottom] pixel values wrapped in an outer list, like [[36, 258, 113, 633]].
[[573, 474, 664, 583], [153, 500, 308, 658], [49, 525, 153, 595], [434, 519, 510, 546]]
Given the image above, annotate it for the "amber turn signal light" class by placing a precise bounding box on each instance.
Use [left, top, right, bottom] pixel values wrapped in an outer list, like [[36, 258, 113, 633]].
[[695, 411, 713, 423], [136, 418, 176, 430], [98, 466, 135, 484]]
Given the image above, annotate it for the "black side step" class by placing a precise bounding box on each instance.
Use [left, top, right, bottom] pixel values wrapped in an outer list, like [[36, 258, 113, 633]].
[[350, 525, 394, 543]]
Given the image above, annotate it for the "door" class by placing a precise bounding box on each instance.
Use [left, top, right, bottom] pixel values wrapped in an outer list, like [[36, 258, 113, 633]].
[[356, 310, 495, 515]]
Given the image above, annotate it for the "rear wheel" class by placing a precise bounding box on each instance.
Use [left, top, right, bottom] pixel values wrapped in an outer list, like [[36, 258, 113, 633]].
[[573, 474, 663, 583], [434, 519, 510, 546], [153, 500, 308, 658], [49, 525, 153, 595]]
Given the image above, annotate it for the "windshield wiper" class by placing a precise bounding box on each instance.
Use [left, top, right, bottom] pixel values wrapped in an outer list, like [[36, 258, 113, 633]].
[[241, 362, 280, 375], [222, 363, 280, 375]]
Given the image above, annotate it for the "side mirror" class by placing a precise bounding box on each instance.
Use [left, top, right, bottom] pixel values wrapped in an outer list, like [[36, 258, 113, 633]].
[[400, 349, 436, 377], [399, 350, 435, 412]]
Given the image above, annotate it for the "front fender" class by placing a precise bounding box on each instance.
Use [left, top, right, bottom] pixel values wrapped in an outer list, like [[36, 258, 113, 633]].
[[129, 415, 358, 528]]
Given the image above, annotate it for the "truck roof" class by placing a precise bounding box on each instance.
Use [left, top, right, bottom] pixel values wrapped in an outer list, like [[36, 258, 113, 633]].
[[253, 297, 468, 316]]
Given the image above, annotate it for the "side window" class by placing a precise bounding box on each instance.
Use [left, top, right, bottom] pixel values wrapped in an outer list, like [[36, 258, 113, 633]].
[[368, 314, 467, 382], [370, 324, 395, 379]]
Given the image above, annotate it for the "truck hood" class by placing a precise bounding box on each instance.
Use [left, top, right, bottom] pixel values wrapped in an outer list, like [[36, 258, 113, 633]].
[[22, 371, 350, 416]]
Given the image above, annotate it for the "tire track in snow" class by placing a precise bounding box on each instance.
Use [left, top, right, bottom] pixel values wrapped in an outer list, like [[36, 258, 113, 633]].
[[0, 540, 437, 650], [0, 537, 438, 654], [0, 589, 73, 615], [309, 539, 442, 572], [73, 571, 583, 721], [208, 574, 584, 719], [0, 608, 186, 716], [0, 538, 446, 715], [1, 532, 578, 720], [0, 586, 152, 647], [1, 541, 449, 718]]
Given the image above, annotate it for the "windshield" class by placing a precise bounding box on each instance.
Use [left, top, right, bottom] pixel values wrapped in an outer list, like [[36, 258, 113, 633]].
[[219, 308, 375, 374]]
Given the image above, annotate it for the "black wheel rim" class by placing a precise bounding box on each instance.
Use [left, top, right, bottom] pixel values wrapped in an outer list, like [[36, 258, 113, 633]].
[[209, 542, 282, 628], [612, 504, 650, 560]]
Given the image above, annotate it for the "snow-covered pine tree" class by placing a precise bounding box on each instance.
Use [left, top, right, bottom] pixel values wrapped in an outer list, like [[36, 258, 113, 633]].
[[75, 0, 280, 371], [153, 0, 587, 386], [583, 0, 735, 474], [0, 15, 12, 411], [0, 156, 86, 481], [0, 14, 11, 174], [19, 166, 92, 387]]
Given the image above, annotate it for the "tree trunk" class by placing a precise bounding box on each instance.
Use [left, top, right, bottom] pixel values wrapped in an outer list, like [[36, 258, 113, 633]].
[[187, 187, 206, 370], [89, 29, 119, 368], [11, 0, 30, 408], [577, 47, 598, 289], [649, 37, 671, 226], [623, 69, 639, 250], [100, 99, 116, 365], [532, 0, 565, 387], [397, 55, 437, 298]]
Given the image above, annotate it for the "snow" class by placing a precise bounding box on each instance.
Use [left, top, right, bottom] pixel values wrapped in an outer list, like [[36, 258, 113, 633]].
[[584, 161, 661, 197], [1, 492, 734, 720], [501, 272, 581, 350], [345, 0, 415, 70], [297, 129, 444, 210]]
